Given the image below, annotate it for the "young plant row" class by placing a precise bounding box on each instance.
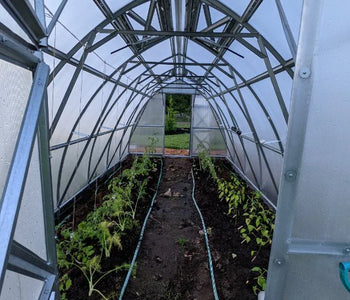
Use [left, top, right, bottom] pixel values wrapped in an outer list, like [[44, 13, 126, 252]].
[[56, 151, 157, 299], [197, 145, 275, 295]]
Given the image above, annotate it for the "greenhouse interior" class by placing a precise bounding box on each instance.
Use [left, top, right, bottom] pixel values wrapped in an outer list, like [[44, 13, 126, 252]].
[[1, 0, 350, 299]]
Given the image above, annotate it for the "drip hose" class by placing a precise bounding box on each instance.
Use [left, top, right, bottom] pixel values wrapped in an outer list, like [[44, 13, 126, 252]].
[[119, 158, 163, 299], [191, 168, 220, 300]]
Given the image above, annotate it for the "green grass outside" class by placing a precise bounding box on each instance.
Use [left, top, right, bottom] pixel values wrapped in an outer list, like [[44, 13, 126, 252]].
[[164, 133, 190, 149]]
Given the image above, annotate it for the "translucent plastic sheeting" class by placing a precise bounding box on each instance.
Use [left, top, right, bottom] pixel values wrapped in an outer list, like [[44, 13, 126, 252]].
[[249, 0, 291, 59], [50, 147, 64, 208], [241, 139, 261, 188], [138, 93, 164, 126], [130, 127, 164, 154], [14, 139, 47, 260], [0, 60, 32, 201], [260, 148, 282, 204], [0, 270, 44, 300], [45, 60, 76, 126], [191, 129, 226, 157], [50, 70, 105, 145], [129, 93, 164, 154], [226, 131, 246, 171], [59, 140, 88, 205], [193, 95, 220, 128]]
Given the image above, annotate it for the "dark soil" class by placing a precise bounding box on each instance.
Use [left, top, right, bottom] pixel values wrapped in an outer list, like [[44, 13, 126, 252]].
[[124, 158, 212, 299], [192, 159, 271, 299], [57, 157, 271, 299]]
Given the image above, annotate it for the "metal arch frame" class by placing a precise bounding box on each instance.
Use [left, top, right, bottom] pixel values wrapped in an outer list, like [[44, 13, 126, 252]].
[[56, 77, 156, 206], [0, 1, 58, 298], [44, 0, 297, 207], [139, 53, 282, 196], [51, 52, 214, 199], [44, 0, 294, 125]]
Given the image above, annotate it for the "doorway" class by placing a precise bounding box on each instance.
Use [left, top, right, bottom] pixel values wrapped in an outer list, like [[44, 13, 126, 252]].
[[164, 94, 192, 156]]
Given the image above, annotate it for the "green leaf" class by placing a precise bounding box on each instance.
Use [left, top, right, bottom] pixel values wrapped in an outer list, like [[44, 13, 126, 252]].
[[251, 266, 261, 272], [65, 278, 72, 290]]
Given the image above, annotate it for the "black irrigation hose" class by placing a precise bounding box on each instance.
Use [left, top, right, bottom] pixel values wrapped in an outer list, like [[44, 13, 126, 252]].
[[118, 158, 163, 299], [191, 168, 220, 300]]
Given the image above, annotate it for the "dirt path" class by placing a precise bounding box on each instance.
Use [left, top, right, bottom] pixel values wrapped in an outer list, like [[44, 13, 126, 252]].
[[124, 158, 213, 299]]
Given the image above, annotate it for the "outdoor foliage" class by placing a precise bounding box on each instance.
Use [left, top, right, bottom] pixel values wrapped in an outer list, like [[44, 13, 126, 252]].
[[165, 95, 176, 133]]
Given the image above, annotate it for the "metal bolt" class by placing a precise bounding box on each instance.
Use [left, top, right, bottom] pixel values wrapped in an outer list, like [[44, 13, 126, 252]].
[[274, 258, 283, 265], [299, 67, 311, 79], [344, 248, 350, 254], [285, 170, 297, 182]]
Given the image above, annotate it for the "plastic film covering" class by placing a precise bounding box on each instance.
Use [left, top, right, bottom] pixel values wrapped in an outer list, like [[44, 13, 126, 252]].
[[130, 93, 164, 153], [191, 95, 226, 156]]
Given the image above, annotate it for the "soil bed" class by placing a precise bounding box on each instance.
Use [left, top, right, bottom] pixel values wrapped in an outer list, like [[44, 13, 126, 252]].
[[56, 156, 272, 299], [192, 159, 272, 299]]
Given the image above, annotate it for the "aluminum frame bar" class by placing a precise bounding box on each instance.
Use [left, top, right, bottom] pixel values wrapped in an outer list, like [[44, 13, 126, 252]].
[[0, 62, 49, 290]]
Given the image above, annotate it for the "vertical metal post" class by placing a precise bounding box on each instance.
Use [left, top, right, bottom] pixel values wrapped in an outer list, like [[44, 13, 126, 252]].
[[0, 62, 49, 290]]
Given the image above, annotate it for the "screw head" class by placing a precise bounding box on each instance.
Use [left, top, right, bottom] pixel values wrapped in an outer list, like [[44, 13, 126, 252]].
[[344, 247, 350, 254], [299, 67, 311, 79], [285, 170, 297, 182], [274, 258, 283, 265]]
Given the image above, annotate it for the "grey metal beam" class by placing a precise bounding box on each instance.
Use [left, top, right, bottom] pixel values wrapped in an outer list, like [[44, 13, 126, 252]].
[[102, 29, 257, 38], [213, 58, 294, 97], [8, 241, 54, 280], [200, 16, 230, 32], [0, 62, 49, 290], [37, 96, 57, 269], [1, 0, 47, 44], [145, 0, 157, 31], [128, 60, 227, 66], [46, 0, 69, 36], [258, 36, 289, 123], [203, 3, 215, 41], [50, 127, 129, 151], [126, 10, 157, 32], [275, 0, 297, 61], [0, 32, 40, 69]]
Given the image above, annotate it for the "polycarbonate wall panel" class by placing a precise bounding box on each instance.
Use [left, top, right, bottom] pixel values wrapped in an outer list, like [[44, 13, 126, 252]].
[[50, 148, 64, 209], [130, 127, 163, 154], [50, 70, 105, 145], [193, 95, 219, 128], [191, 129, 226, 156], [14, 139, 47, 260], [0, 60, 32, 199], [191, 95, 226, 156], [0, 271, 44, 300], [259, 149, 281, 204], [59, 140, 88, 205], [138, 93, 164, 126], [129, 94, 164, 154], [241, 139, 260, 188]]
